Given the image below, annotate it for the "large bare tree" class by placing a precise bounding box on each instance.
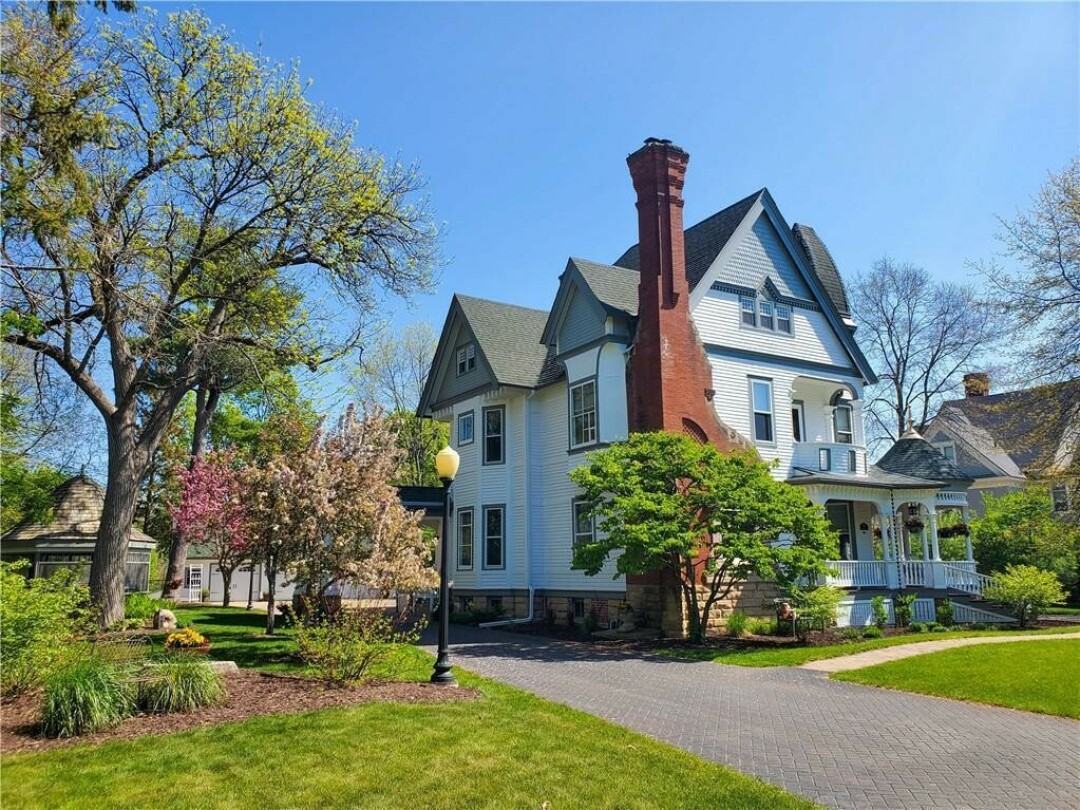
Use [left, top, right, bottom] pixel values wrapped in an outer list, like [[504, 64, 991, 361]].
[[850, 259, 1001, 450], [1, 8, 438, 624]]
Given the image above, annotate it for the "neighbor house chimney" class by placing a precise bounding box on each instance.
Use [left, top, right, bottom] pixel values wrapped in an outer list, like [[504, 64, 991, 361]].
[[624, 138, 743, 449], [963, 372, 990, 398]]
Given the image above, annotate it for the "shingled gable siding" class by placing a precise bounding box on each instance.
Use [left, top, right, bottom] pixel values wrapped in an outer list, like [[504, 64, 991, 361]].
[[722, 214, 815, 301], [558, 285, 606, 356]]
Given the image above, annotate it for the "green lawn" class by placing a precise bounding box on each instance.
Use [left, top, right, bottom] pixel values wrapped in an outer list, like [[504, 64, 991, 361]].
[[1, 607, 817, 810], [1044, 605, 1080, 616], [656, 626, 1079, 668], [832, 639, 1080, 718]]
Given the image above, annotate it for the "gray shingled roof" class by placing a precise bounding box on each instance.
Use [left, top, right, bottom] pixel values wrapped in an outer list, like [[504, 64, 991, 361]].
[[788, 466, 947, 490], [614, 190, 764, 290], [876, 432, 974, 483], [571, 258, 639, 317], [455, 294, 558, 389], [936, 380, 1080, 473], [791, 223, 851, 317]]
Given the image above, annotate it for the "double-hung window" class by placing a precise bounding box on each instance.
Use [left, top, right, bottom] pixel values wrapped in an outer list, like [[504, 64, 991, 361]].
[[758, 301, 774, 331], [751, 379, 774, 443], [833, 405, 853, 444], [740, 297, 757, 327], [483, 406, 504, 464], [457, 411, 474, 446], [776, 304, 792, 334], [483, 505, 504, 569], [457, 509, 474, 569], [569, 380, 597, 448], [934, 442, 956, 463], [456, 343, 476, 376], [572, 500, 595, 548]]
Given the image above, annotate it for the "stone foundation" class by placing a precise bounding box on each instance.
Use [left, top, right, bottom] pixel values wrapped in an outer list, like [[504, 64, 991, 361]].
[[627, 571, 781, 637]]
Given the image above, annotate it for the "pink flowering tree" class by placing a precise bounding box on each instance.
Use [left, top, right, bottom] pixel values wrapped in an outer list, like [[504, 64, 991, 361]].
[[171, 450, 251, 607]]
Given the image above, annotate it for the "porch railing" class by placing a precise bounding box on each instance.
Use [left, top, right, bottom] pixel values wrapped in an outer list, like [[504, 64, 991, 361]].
[[827, 560, 888, 588], [899, 560, 927, 588], [942, 563, 993, 596]]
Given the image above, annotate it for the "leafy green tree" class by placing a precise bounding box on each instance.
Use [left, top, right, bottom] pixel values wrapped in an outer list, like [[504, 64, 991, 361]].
[[0, 456, 67, 533], [972, 486, 1079, 597], [984, 565, 1066, 628], [569, 433, 838, 642], [1, 8, 438, 625]]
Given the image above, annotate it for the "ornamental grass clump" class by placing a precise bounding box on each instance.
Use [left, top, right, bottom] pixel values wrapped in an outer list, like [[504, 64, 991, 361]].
[[136, 658, 223, 713], [41, 658, 133, 738], [725, 611, 749, 638]]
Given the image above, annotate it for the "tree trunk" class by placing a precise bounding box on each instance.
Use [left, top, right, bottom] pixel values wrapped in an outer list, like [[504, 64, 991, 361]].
[[89, 418, 145, 628], [221, 565, 234, 608], [265, 559, 277, 635], [162, 384, 222, 600]]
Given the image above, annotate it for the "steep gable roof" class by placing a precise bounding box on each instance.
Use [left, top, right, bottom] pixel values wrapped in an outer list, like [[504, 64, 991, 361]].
[[614, 189, 763, 291], [572, 258, 639, 318], [933, 380, 1080, 475]]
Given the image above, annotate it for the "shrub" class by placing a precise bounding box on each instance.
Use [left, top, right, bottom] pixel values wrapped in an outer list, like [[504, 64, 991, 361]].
[[909, 622, 928, 634], [292, 604, 426, 685], [870, 596, 889, 630], [40, 657, 133, 738], [725, 611, 749, 638], [862, 626, 884, 639], [893, 592, 918, 628], [935, 599, 955, 628], [583, 610, 600, 635], [839, 627, 863, 641], [123, 593, 174, 624], [746, 617, 778, 636], [0, 561, 93, 696], [984, 565, 1067, 628], [793, 585, 844, 639], [931, 624, 949, 633], [136, 658, 223, 713]]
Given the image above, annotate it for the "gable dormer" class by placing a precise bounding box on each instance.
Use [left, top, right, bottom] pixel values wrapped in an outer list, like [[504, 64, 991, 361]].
[[540, 258, 635, 358]]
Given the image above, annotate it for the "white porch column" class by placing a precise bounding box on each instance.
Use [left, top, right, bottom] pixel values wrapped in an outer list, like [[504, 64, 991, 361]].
[[823, 405, 836, 442], [929, 511, 941, 560], [879, 503, 894, 561], [965, 533, 974, 562]]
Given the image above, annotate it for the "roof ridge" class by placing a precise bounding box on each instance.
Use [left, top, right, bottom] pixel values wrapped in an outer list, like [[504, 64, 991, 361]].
[[455, 292, 550, 316]]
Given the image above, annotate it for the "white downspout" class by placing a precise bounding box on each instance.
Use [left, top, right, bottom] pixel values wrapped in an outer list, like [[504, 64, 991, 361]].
[[480, 389, 536, 628]]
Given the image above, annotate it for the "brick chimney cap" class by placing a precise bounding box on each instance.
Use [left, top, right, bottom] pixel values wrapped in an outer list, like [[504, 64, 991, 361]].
[[644, 137, 673, 145]]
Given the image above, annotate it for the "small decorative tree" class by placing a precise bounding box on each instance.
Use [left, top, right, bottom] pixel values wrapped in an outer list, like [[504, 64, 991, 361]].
[[984, 565, 1066, 628], [171, 451, 251, 608], [570, 433, 838, 643]]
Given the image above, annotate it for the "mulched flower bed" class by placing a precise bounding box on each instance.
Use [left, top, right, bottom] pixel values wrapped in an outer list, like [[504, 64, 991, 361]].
[[1, 670, 479, 755]]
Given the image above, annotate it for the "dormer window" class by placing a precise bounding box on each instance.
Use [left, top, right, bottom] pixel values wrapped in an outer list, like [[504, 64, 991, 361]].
[[456, 343, 476, 376], [776, 304, 792, 334], [759, 301, 774, 330], [740, 297, 757, 327]]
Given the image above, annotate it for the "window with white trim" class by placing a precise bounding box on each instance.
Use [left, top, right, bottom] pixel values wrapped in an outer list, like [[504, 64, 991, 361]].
[[933, 442, 956, 463], [569, 380, 597, 448], [483, 505, 504, 569], [456, 343, 476, 376], [572, 500, 595, 548], [483, 406, 504, 464], [740, 297, 757, 327], [457, 411, 474, 446], [759, 300, 774, 331], [776, 304, 792, 334], [751, 379, 774, 443], [833, 405, 853, 444], [457, 508, 473, 569]]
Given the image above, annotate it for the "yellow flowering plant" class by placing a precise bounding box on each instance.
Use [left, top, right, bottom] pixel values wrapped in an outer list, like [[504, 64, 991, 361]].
[[164, 627, 209, 650]]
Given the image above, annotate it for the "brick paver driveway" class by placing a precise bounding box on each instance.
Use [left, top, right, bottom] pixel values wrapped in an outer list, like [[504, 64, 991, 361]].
[[428, 626, 1079, 810]]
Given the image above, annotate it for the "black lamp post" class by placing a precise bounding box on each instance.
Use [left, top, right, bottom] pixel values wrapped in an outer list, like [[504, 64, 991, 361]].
[[431, 445, 460, 686]]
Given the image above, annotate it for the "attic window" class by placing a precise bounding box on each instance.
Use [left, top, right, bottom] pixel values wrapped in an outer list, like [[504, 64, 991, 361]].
[[933, 442, 956, 463], [740, 297, 757, 327], [456, 344, 476, 376], [776, 304, 792, 334]]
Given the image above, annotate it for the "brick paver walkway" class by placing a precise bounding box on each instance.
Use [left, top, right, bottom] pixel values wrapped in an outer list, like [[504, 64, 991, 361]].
[[429, 626, 1080, 810], [802, 631, 1080, 672]]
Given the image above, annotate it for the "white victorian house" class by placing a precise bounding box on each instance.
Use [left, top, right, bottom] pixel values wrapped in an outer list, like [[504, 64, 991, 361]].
[[419, 138, 1012, 632]]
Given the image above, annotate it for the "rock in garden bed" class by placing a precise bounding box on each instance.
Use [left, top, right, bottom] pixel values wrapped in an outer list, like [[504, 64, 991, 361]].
[[1, 670, 479, 755]]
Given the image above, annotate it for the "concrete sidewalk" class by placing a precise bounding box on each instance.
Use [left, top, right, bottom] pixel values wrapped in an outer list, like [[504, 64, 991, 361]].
[[802, 630, 1080, 673]]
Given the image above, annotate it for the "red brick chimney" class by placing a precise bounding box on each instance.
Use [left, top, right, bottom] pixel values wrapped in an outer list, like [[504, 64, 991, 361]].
[[625, 138, 741, 450]]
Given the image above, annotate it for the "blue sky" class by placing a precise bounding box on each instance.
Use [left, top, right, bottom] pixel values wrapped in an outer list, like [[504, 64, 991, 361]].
[[197, 0, 1077, 338]]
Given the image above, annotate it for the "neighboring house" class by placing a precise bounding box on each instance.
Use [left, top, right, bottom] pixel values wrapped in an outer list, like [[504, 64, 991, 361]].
[[181, 486, 445, 604], [0, 475, 152, 592], [418, 138, 1008, 632], [925, 375, 1080, 515]]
